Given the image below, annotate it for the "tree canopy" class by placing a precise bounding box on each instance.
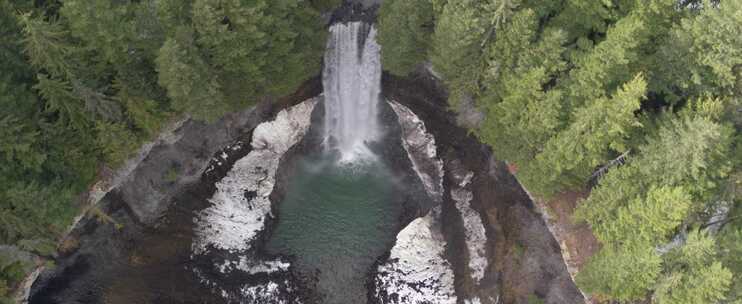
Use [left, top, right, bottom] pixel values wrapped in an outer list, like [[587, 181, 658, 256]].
[[0, 0, 330, 300], [0, 0, 740, 302], [378, 0, 741, 302]]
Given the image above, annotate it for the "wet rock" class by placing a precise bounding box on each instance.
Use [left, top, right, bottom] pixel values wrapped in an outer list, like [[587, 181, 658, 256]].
[[387, 100, 444, 203], [382, 71, 585, 304], [190, 99, 318, 303], [116, 77, 321, 227], [373, 209, 456, 304], [28, 78, 321, 304], [450, 169, 489, 283], [193, 100, 317, 255], [28, 67, 586, 304], [371, 101, 453, 304], [192, 253, 307, 304], [120, 108, 262, 225], [330, 1, 379, 24]]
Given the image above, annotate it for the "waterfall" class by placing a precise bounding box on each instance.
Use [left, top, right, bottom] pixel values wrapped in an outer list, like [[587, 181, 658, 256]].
[[322, 22, 382, 163]]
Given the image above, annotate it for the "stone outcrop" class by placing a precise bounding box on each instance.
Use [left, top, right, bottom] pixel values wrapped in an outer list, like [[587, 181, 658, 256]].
[[381, 71, 586, 304], [372, 101, 454, 304], [373, 209, 457, 304], [191, 99, 318, 303], [27, 79, 321, 304], [27, 69, 586, 304], [193, 100, 317, 255]]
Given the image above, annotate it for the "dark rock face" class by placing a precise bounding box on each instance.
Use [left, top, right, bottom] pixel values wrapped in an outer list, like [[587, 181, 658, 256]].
[[330, 1, 379, 24], [374, 98, 435, 224], [121, 76, 322, 226], [193, 134, 318, 304], [29, 68, 583, 304], [382, 71, 585, 304], [28, 78, 322, 304]]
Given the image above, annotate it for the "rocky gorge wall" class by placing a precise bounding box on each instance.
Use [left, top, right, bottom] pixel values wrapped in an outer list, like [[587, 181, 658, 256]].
[[381, 71, 586, 304], [25, 74, 431, 303], [23, 48, 586, 304], [25, 78, 322, 303]]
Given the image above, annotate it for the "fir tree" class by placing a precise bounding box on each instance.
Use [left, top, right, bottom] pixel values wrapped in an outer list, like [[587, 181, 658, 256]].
[[654, 231, 733, 304], [156, 27, 227, 122], [377, 0, 435, 76]]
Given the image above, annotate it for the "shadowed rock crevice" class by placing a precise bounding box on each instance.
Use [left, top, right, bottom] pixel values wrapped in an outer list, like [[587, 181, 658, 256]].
[[381, 71, 585, 304]]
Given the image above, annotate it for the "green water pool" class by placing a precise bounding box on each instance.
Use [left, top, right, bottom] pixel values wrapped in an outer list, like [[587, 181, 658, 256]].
[[266, 155, 401, 304]]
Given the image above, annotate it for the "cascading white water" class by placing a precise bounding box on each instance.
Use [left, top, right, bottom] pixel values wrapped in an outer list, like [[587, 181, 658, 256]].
[[322, 22, 382, 163]]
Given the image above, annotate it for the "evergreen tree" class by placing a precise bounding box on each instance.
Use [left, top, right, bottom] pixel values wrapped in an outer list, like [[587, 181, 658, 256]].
[[156, 27, 227, 122], [430, 0, 447, 17], [375, 0, 742, 301], [598, 186, 692, 244], [476, 8, 568, 175], [430, 0, 495, 103], [576, 243, 661, 301], [377, 0, 435, 76], [0, 0, 739, 300], [95, 121, 140, 166], [157, 0, 192, 37], [654, 231, 733, 304], [192, 0, 324, 105], [655, 0, 742, 100], [719, 223, 742, 303], [18, 12, 74, 79], [115, 79, 168, 136], [478, 67, 565, 168], [482, 9, 566, 90], [0, 181, 76, 244], [309, 0, 342, 11], [34, 74, 90, 130], [521, 74, 646, 197], [547, 1, 615, 41], [60, 0, 134, 67], [574, 113, 734, 302], [638, 115, 734, 200], [2, 0, 331, 294], [0, 0, 35, 97], [563, 13, 649, 110], [37, 118, 99, 189], [576, 114, 733, 232], [0, 115, 45, 175]]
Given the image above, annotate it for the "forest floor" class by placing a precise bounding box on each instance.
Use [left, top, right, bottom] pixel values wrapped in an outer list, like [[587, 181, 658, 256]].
[[536, 190, 602, 303], [544, 191, 601, 271]]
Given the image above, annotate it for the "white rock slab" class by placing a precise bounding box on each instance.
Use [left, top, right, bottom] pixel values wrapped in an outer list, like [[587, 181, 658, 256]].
[[192, 99, 317, 255], [387, 100, 444, 202], [452, 171, 489, 283], [374, 211, 457, 304]]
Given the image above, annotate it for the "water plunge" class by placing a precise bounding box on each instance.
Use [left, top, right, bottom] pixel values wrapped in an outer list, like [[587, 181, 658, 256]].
[[266, 21, 399, 303], [266, 156, 399, 304], [322, 22, 382, 163]]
